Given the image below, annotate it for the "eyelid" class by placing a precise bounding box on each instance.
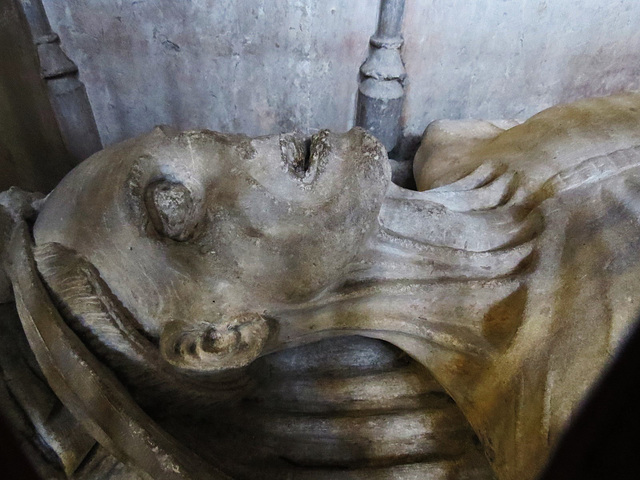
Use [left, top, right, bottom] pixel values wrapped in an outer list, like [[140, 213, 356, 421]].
[[144, 180, 201, 241]]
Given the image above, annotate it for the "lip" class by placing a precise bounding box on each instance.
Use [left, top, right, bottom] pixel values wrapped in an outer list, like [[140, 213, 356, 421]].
[[280, 130, 332, 185]]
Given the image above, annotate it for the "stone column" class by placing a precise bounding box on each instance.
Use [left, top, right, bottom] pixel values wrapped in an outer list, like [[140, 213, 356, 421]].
[[356, 0, 406, 153], [19, 0, 102, 162]]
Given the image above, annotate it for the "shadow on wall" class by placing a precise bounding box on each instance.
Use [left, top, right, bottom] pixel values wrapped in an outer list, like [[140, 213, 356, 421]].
[[0, 0, 77, 193]]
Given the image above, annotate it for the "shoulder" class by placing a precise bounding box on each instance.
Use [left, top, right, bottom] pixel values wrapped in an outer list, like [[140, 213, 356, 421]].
[[414, 92, 640, 202]]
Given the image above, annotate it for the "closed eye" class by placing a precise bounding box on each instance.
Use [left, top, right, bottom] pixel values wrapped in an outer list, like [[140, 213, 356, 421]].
[[144, 180, 201, 241]]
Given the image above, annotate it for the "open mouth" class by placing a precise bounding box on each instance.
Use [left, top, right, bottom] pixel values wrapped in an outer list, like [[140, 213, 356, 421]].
[[279, 130, 331, 184]]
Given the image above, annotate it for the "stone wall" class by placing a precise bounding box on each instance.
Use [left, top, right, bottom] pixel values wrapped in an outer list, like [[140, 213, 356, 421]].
[[43, 0, 378, 146], [42, 1, 640, 147], [402, 0, 640, 137]]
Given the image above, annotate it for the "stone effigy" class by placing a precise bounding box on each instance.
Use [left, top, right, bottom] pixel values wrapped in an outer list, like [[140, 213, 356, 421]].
[[2, 92, 640, 480]]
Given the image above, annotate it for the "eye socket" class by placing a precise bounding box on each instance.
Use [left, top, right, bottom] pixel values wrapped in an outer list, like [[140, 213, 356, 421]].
[[144, 180, 201, 241]]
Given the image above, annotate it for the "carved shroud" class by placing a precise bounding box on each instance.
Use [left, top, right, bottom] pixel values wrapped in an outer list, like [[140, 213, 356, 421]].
[[4, 93, 640, 480]]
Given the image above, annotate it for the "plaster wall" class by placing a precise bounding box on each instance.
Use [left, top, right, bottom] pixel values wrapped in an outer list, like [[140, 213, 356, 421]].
[[43, 0, 378, 146], [43, 0, 640, 146], [402, 0, 640, 137]]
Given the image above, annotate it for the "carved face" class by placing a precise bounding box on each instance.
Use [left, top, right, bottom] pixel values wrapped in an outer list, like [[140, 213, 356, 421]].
[[33, 126, 389, 367]]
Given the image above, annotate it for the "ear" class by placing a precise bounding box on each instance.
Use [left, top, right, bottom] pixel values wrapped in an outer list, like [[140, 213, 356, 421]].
[[159, 313, 271, 372]]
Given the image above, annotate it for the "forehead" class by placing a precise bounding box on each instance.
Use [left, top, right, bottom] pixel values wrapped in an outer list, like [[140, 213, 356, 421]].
[[126, 129, 299, 192], [116, 129, 272, 216], [130, 129, 247, 177]]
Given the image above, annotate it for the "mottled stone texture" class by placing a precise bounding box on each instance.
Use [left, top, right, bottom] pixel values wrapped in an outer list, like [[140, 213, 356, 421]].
[[3, 93, 640, 479], [42, 0, 378, 146], [402, 0, 640, 137], [42, 1, 640, 146]]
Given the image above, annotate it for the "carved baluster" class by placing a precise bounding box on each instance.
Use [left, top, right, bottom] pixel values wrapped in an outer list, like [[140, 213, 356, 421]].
[[19, 0, 102, 162], [356, 0, 406, 152]]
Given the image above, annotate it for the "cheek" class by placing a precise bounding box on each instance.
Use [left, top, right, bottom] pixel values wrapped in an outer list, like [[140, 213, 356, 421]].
[[195, 173, 386, 304], [95, 239, 220, 335], [124, 254, 230, 332]]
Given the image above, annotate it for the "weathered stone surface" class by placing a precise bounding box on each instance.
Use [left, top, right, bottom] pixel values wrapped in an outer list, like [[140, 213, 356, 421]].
[[402, 1, 640, 138], [42, 0, 378, 146], [2, 92, 640, 479], [41, 1, 640, 146]]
